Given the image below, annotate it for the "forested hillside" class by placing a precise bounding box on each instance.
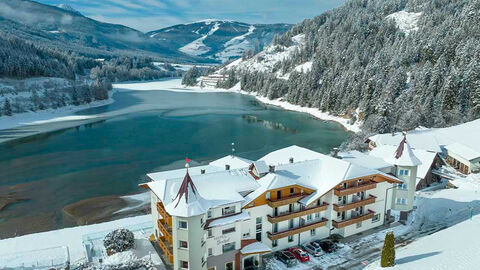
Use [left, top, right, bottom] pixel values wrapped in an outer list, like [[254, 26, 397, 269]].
[[217, 0, 480, 137]]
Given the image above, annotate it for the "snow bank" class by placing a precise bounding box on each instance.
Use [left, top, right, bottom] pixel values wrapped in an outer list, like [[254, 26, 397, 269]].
[[366, 215, 480, 269], [386, 11, 422, 34], [0, 215, 151, 263]]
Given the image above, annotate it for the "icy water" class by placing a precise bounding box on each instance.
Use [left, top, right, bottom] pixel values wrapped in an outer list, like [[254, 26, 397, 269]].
[[0, 82, 349, 235]]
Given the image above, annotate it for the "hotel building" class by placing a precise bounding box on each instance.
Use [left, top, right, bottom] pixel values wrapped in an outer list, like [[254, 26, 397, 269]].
[[141, 141, 419, 270]]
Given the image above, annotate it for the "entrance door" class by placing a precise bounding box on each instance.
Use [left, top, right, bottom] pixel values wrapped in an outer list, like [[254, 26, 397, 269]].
[[243, 256, 255, 269], [277, 190, 282, 199]]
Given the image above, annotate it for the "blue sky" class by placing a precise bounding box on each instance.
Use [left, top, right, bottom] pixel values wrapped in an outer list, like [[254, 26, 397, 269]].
[[36, 0, 345, 32]]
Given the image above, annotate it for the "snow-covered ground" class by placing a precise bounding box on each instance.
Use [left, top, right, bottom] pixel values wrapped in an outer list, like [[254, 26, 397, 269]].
[[0, 91, 115, 131], [364, 173, 480, 269], [179, 22, 220, 56], [386, 11, 422, 34], [215, 25, 256, 62], [0, 215, 164, 269]]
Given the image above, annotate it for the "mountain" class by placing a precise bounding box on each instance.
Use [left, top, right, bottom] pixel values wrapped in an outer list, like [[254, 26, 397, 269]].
[[0, 0, 197, 61], [147, 20, 292, 62], [213, 0, 480, 136], [55, 4, 82, 16]]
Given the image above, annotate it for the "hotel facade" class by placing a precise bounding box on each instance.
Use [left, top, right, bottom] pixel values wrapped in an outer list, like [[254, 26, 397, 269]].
[[141, 142, 419, 270]]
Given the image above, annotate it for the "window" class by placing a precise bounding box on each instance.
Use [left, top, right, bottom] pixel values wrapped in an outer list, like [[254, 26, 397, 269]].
[[273, 223, 278, 233], [178, 220, 188, 229], [200, 217, 204, 226], [207, 229, 213, 238], [399, 169, 410, 176], [372, 213, 381, 223], [222, 227, 236, 234], [307, 214, 312, 221], [398, 183, 408, 190], [179, 240, 188, 249], [396, 198, 408, 205], [225, 262, 234, 270], [310, 229, 316, 236], [356, 222, 362, 228], [315, 212, 320, 219], [222, 206, 236, 216], [222, 242, 235, 253], [290, 187, 294, 195], [288, 235, 294, 242], [337, 212, 341, 217], [265, 192, 270, 200], [208, 248, 213, 256], [272, 240, 278, 247], [256, 217, 262, 241], [207, 210, 212, 218], [338, 196, 342, 202], [180, 260, 188, 269]]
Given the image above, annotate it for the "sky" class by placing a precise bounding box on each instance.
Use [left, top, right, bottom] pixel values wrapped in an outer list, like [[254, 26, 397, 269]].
[[36, 0, 346, 32]]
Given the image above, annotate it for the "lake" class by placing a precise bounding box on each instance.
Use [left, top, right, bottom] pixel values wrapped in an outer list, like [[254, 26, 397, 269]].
[[0, 81, 350, 236]]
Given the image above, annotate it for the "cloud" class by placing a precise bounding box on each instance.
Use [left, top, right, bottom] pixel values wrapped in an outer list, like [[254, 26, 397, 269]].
[[36, 0, 346, 32]]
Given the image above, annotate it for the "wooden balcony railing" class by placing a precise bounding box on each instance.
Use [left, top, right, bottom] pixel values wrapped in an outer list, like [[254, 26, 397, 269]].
[[267, 218, 328, 241], [332, 210, 375, 229], [158, 236, 174, 264], [333, 195, 376, 212], [157, 202, 172, 226], [334, 181, 377, 196], [267, 202, 329, 223], [267, 193, 306, 208], [157, 218, 173, 244]]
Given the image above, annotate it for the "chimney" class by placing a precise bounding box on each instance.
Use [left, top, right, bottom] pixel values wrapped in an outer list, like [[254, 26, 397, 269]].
[[201, 169, 206, 174], [330, 147, 339, 158], [269, 165, 275, 173], [225, 164, 230, 170], [289, 157, 294, 163]]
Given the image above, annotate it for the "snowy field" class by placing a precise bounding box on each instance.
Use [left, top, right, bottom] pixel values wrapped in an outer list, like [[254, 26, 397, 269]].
[[386, 11, 422, 34], [0, 215, 164, 269]]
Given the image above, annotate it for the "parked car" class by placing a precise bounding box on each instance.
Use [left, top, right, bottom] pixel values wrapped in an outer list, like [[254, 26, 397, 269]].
[[314, 239, 338, 253], [288, 247, 310, 262], [303, 242, 324, 257], [275, 250, 298, 267]]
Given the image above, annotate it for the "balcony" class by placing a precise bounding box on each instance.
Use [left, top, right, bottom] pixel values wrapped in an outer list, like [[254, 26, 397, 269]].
[[157, 218, 173, 244], [267, 202, 329, 223], [333, 195, 376, 212], [334, 181, 377, 196], [332, 210, 375, 229], [158, 236, 174, 264], [267, 218, 328, 241], [156, 202, 172, 226], [267, 193, 305, 208]]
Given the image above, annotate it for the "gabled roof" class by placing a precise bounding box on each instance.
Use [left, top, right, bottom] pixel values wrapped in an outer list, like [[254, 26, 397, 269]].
[[445, 143, 480, 161], [259, 145, 324, 165], [368, 130, 441, 153], [252, 160, 269, 174], [339, 151, 393, 171], [209, 155, 253, 169]]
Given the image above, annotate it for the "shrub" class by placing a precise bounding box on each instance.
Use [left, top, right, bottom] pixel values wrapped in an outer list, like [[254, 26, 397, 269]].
[[381, 231, 395, 267], [103, 229, 135, 255]]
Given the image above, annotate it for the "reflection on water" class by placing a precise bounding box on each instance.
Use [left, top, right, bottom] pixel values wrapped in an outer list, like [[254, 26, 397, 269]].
[[242, 115, 298, 134]]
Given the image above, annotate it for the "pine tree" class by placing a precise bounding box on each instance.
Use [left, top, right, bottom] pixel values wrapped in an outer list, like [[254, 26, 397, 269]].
[[381, 231, 395, 267], [3, 98, 13, 116]]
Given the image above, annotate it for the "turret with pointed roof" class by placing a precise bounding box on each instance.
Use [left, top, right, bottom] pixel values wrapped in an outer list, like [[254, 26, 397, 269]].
[[164, 163, 210, 217]]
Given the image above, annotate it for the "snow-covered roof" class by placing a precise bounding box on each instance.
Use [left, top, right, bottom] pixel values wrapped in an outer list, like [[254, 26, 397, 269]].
[[209, 155, 253, 169], [145, 146, 400, 216], [368, 130, 441, 153], [207, 210, 250, 228], [339, 151, 393, 171], [240, 241, 272, 255], [369, 145, 435, 183], [146, 168, 259, 217], [387, 139, 422, 167], [252, 160, 269, 174], [445, 142, 480, 161], [259, 145, 324, 165], [164, 171, 211, 217]]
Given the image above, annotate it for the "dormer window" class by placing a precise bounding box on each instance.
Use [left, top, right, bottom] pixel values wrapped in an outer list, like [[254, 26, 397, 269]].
[[222, 206, 236, 216]]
